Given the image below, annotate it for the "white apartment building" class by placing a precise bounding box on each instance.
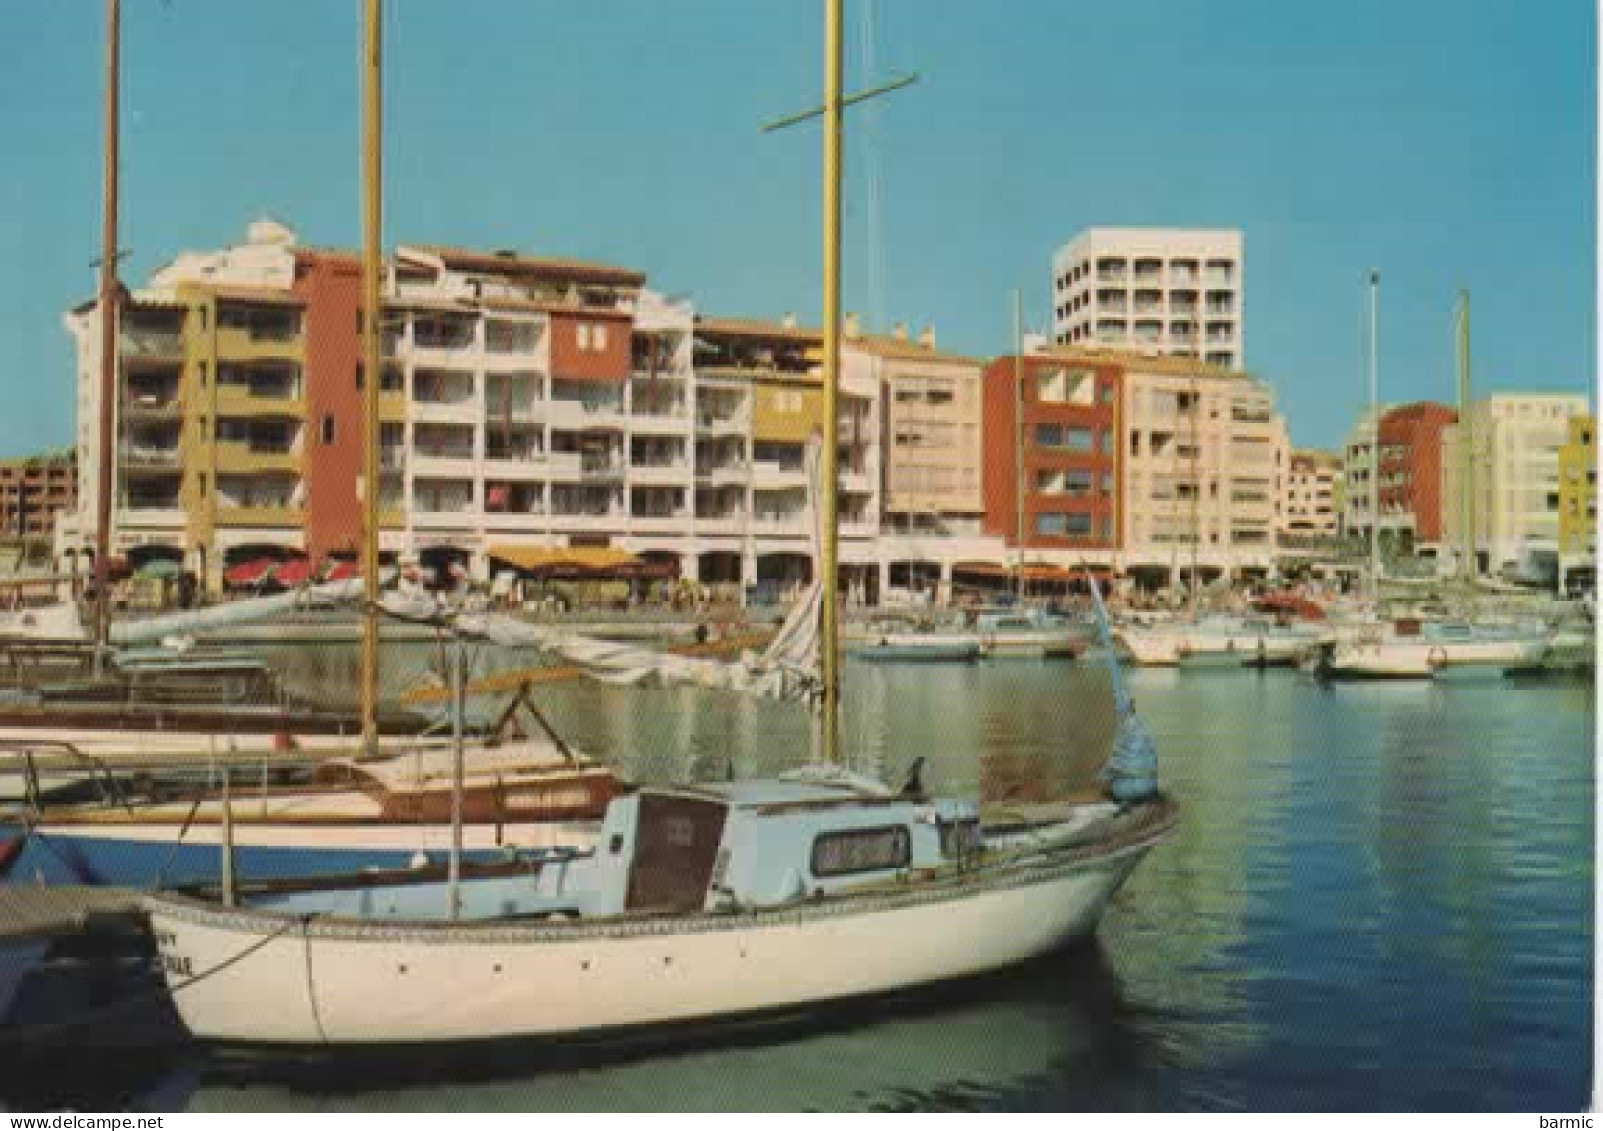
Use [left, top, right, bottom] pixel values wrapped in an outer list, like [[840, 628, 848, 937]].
[[1051, 228, 1244, 370], [1280, 450, 1343, 542], [1117, 353, 1286, 587], [1441, 393, 1591, 581]]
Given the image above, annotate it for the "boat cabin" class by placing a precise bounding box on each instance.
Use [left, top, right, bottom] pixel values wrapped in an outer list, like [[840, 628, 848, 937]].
[[245, 772, 981, 923]]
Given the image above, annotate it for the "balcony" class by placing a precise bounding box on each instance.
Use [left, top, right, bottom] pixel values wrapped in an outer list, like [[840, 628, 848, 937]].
[[122, 392, 181, 419], [695, 409, 751, 435], [695, 463, 748, 487], [484, 320, 541, 357], [548, 399, 627, 430], [630, 461, 690, 485], [215, 440, 300, 474], [695, 513, 745, 536], [216, 367, 302, 415], [121, 329, 185, 360], [580, 455, 627, 481], [753, 514, 808, 536], [214, 504, 301, 528], [216, 325, 300, 362]]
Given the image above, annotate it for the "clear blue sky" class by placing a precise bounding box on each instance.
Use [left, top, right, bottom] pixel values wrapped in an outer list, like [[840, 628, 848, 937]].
[[0, 0, 1593, 454]]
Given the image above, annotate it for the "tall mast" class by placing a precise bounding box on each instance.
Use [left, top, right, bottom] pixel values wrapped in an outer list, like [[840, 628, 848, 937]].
[[92, 0, 121, 676], [1188, 368, 1200, 619], [818, 0, 844, 766], [1368, 270, 1381, 597], [360, 0, 384, 755], [1013, 289, 1025, 601], [1457, 291, 1475, 584]]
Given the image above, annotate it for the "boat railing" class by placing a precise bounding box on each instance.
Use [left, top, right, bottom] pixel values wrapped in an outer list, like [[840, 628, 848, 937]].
[[0, 739, 133, 815]]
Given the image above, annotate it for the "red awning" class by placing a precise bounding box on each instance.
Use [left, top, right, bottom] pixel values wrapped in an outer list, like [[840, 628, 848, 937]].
[[325, 561, 359, 582], [224, 558, 276, 586], [1254, 594, 1327, 621], [275, 559, 314, 586]]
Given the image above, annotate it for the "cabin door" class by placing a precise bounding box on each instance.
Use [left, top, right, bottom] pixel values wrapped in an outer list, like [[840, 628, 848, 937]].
[[625, 795, 728, 914]]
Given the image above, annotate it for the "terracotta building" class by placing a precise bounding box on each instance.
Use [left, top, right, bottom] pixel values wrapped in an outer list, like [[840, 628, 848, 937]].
[[1377, 401, 1458, 546]]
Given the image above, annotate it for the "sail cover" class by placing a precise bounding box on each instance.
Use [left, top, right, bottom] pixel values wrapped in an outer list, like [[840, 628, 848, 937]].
[[1086, 575, 1160, 803]]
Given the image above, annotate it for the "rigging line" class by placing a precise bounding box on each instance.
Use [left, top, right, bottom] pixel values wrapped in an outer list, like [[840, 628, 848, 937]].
[[858, 0, 886, 335]]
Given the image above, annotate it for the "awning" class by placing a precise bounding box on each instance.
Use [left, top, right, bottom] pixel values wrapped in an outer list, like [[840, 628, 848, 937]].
[[487, 545, 669, 578], [951, 562, 1103, 581], [325, 561, 360, 582], [223, 558, 276, 586], [275, 559, 315, 586]]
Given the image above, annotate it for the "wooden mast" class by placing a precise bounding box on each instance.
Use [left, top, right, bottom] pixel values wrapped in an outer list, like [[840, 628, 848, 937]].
[[818, 0, 844, 766], [92, 0, 121, 676], [360, 0, 384, 754]]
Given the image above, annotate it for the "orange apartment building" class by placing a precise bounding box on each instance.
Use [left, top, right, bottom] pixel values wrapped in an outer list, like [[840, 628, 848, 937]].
[[980, 353, 1122, 556], [1377, 401, 1458, 548]]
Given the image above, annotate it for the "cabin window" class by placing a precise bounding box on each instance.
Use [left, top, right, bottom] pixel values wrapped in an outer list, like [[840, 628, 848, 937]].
[[939, 818, 981, 859], [811, 825, 911, 878]]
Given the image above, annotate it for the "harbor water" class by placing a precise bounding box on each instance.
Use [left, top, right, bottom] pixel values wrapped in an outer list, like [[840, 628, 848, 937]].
[[2, 658, 1593, 1111]]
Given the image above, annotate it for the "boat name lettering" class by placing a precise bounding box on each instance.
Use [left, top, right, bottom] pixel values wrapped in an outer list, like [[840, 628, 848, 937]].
[[161, 951, 194, 979]]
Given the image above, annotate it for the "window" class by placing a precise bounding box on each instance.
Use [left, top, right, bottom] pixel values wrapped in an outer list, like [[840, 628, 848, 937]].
[[1036, 513, 1067, 536], [1066, 470, 1094, 496], [320, 414, 336, 446], [576, 323, 592, 350], [1065, 512, 1094, 536], [594, 323, 609, 350], [811, 826, 911, 877], [1034, 425, 1094, 451]]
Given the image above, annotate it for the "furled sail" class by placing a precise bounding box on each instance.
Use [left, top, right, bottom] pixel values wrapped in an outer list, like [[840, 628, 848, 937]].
[[1086, 575, 1160, 804], [109, 579, 368, 646]]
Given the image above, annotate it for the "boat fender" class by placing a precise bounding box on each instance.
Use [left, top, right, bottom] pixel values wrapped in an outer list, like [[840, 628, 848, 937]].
[[1428, 646, 1448, 668], [409, 851, 430, 870], [0, 834, 24, 879]]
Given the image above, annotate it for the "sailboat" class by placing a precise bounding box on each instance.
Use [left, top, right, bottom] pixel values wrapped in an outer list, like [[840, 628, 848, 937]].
[[1320, 286, 1549, 680], [0, 0, 635, 886], [138, 0, 1175, 1047]]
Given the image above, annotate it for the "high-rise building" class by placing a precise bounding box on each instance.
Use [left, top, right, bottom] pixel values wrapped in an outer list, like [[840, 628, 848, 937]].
[[1050, 228, 1243, 369]]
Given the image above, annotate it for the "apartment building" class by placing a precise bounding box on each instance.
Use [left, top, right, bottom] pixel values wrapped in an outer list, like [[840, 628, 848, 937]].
[[1341, 408, 1379, 550], [1117, 351, 1283, 587], [1442, 393, 1591, 581], [979, 351, 1121, 566], [1051, 228, 1243, 369], [1280, 449, 1342, 543], [0, 451, 75, 543], [1556, 414, 1595, 590], [60, 219, 899, 594], [847, 318, 984, 538], [1369, 402, 1460, 554]]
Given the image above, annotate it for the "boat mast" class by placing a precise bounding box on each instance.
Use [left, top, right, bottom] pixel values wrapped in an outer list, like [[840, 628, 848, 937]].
[[1457, 291, 1475, 585], [818, 0, 844, 766], [1188, 368, 1200, 619], [360, 0, 384, 755], [92, 0, 121, 676], [1367, 270, 1381, 599], [1013, 289, 1025, 601]]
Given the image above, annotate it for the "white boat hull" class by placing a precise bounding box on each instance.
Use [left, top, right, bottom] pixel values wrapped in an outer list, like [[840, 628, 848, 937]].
[[146, 837, 1159, 1045], [979, 631, 1084, 659]]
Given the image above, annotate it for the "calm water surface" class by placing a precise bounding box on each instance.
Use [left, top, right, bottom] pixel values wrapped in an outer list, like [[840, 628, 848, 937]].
[[4, 660, 1593, 1111]]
